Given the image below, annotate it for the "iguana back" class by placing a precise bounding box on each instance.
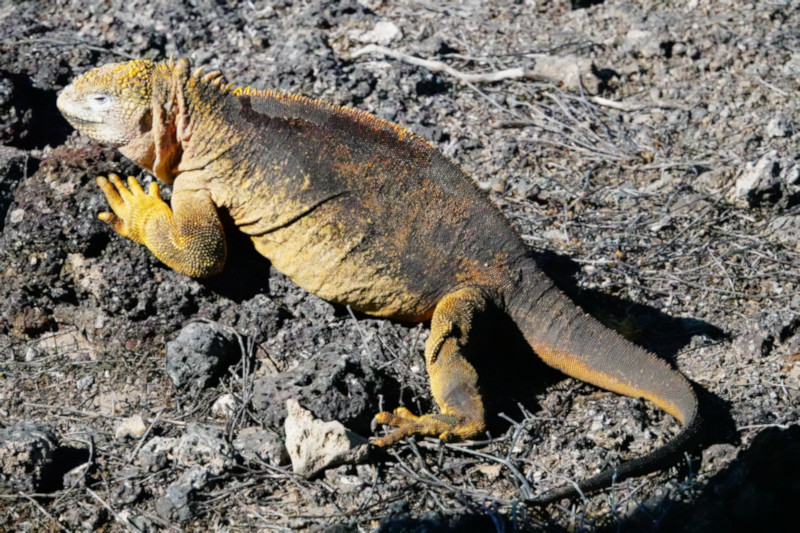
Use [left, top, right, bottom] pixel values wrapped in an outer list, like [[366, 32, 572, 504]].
[[192, 79, 528, 319]]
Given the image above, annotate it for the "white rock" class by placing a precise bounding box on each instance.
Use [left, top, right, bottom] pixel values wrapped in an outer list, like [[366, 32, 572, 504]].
[[357, 21, 401, 45], [115, 414, 147, 440], [9, 208, 24, 224], [623, 29, 660, 58], [284, 399, 368, 478], [766, 115, 791, 138], [211, 394, 237, 419]]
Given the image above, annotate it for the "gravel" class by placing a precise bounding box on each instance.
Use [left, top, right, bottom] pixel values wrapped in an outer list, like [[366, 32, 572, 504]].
[[1, 0, 799, 530]]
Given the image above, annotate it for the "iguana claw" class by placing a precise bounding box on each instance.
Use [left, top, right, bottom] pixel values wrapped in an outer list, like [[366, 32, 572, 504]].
[[372, 407, 468, 447]]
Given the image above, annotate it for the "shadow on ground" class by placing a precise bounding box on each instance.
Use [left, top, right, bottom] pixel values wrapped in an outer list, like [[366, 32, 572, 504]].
[[601, 425, 800, 533], [367, 427, 800, 533], [363, 249, 745, 532]]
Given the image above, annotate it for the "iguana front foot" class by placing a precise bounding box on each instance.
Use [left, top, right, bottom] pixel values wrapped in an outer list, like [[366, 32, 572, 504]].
[[97, 174, 170, 245], [95, 173, 226, 278], [372, 407, 480, 447]]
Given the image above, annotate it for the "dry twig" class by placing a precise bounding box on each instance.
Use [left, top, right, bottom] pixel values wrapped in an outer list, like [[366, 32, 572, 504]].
[[18, 492, 69, 532], [351, 44, 596, 93]]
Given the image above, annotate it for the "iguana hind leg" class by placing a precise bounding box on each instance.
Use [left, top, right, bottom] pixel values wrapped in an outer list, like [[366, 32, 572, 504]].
[[373, 286, 487, 446]]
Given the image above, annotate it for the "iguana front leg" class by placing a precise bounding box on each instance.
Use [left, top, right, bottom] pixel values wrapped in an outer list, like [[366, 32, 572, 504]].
[[373, 287, 487, 446], [97, 174, 226, 278]]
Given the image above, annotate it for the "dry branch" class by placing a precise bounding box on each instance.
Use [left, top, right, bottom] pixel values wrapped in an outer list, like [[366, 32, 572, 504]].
[[351, 44, 599, 93]]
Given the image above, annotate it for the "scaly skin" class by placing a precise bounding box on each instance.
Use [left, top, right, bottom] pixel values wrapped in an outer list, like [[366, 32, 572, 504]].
[[57, 59, 700, 503]]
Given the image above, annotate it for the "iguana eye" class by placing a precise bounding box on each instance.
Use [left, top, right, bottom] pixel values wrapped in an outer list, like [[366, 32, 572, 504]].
[[86, 93, 113, 110]]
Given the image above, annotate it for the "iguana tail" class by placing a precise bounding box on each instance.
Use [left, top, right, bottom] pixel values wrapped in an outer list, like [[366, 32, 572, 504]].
[[506, 267, 700, 504]]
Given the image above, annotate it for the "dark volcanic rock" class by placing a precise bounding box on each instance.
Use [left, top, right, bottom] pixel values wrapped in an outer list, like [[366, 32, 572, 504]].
[[155, 466, 208, 523], [252, 347, 385, 435], [165, 321, 242, 390], [0, 421, 59, 493]]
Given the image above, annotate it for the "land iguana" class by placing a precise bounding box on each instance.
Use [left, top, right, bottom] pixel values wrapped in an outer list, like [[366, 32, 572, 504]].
[[56, 58, 700, 503]]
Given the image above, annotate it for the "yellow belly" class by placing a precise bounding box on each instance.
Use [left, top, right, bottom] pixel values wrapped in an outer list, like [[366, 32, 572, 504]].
[[250, 215, 436, 321]]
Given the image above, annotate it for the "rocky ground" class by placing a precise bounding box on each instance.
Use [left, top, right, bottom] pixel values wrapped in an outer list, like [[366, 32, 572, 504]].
[[1, 0, 799, 531]]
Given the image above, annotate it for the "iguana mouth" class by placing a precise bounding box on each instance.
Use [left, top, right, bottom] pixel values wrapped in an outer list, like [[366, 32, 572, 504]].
[[64, 116, 103, 126]]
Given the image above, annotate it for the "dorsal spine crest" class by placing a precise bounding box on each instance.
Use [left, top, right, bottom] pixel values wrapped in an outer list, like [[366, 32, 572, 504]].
[[181, 60, 431, 150]]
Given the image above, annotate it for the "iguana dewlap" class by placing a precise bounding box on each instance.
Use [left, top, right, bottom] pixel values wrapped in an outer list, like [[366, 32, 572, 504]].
[[56, 59, 700, 503]]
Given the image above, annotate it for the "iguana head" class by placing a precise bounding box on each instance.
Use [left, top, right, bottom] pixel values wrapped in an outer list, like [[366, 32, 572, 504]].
[[57, 60, 156, 146]]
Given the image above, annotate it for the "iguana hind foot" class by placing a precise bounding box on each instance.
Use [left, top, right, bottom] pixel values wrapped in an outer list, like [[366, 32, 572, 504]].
[[372, 408, 478, 446], [373, 287, 488, 446]]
